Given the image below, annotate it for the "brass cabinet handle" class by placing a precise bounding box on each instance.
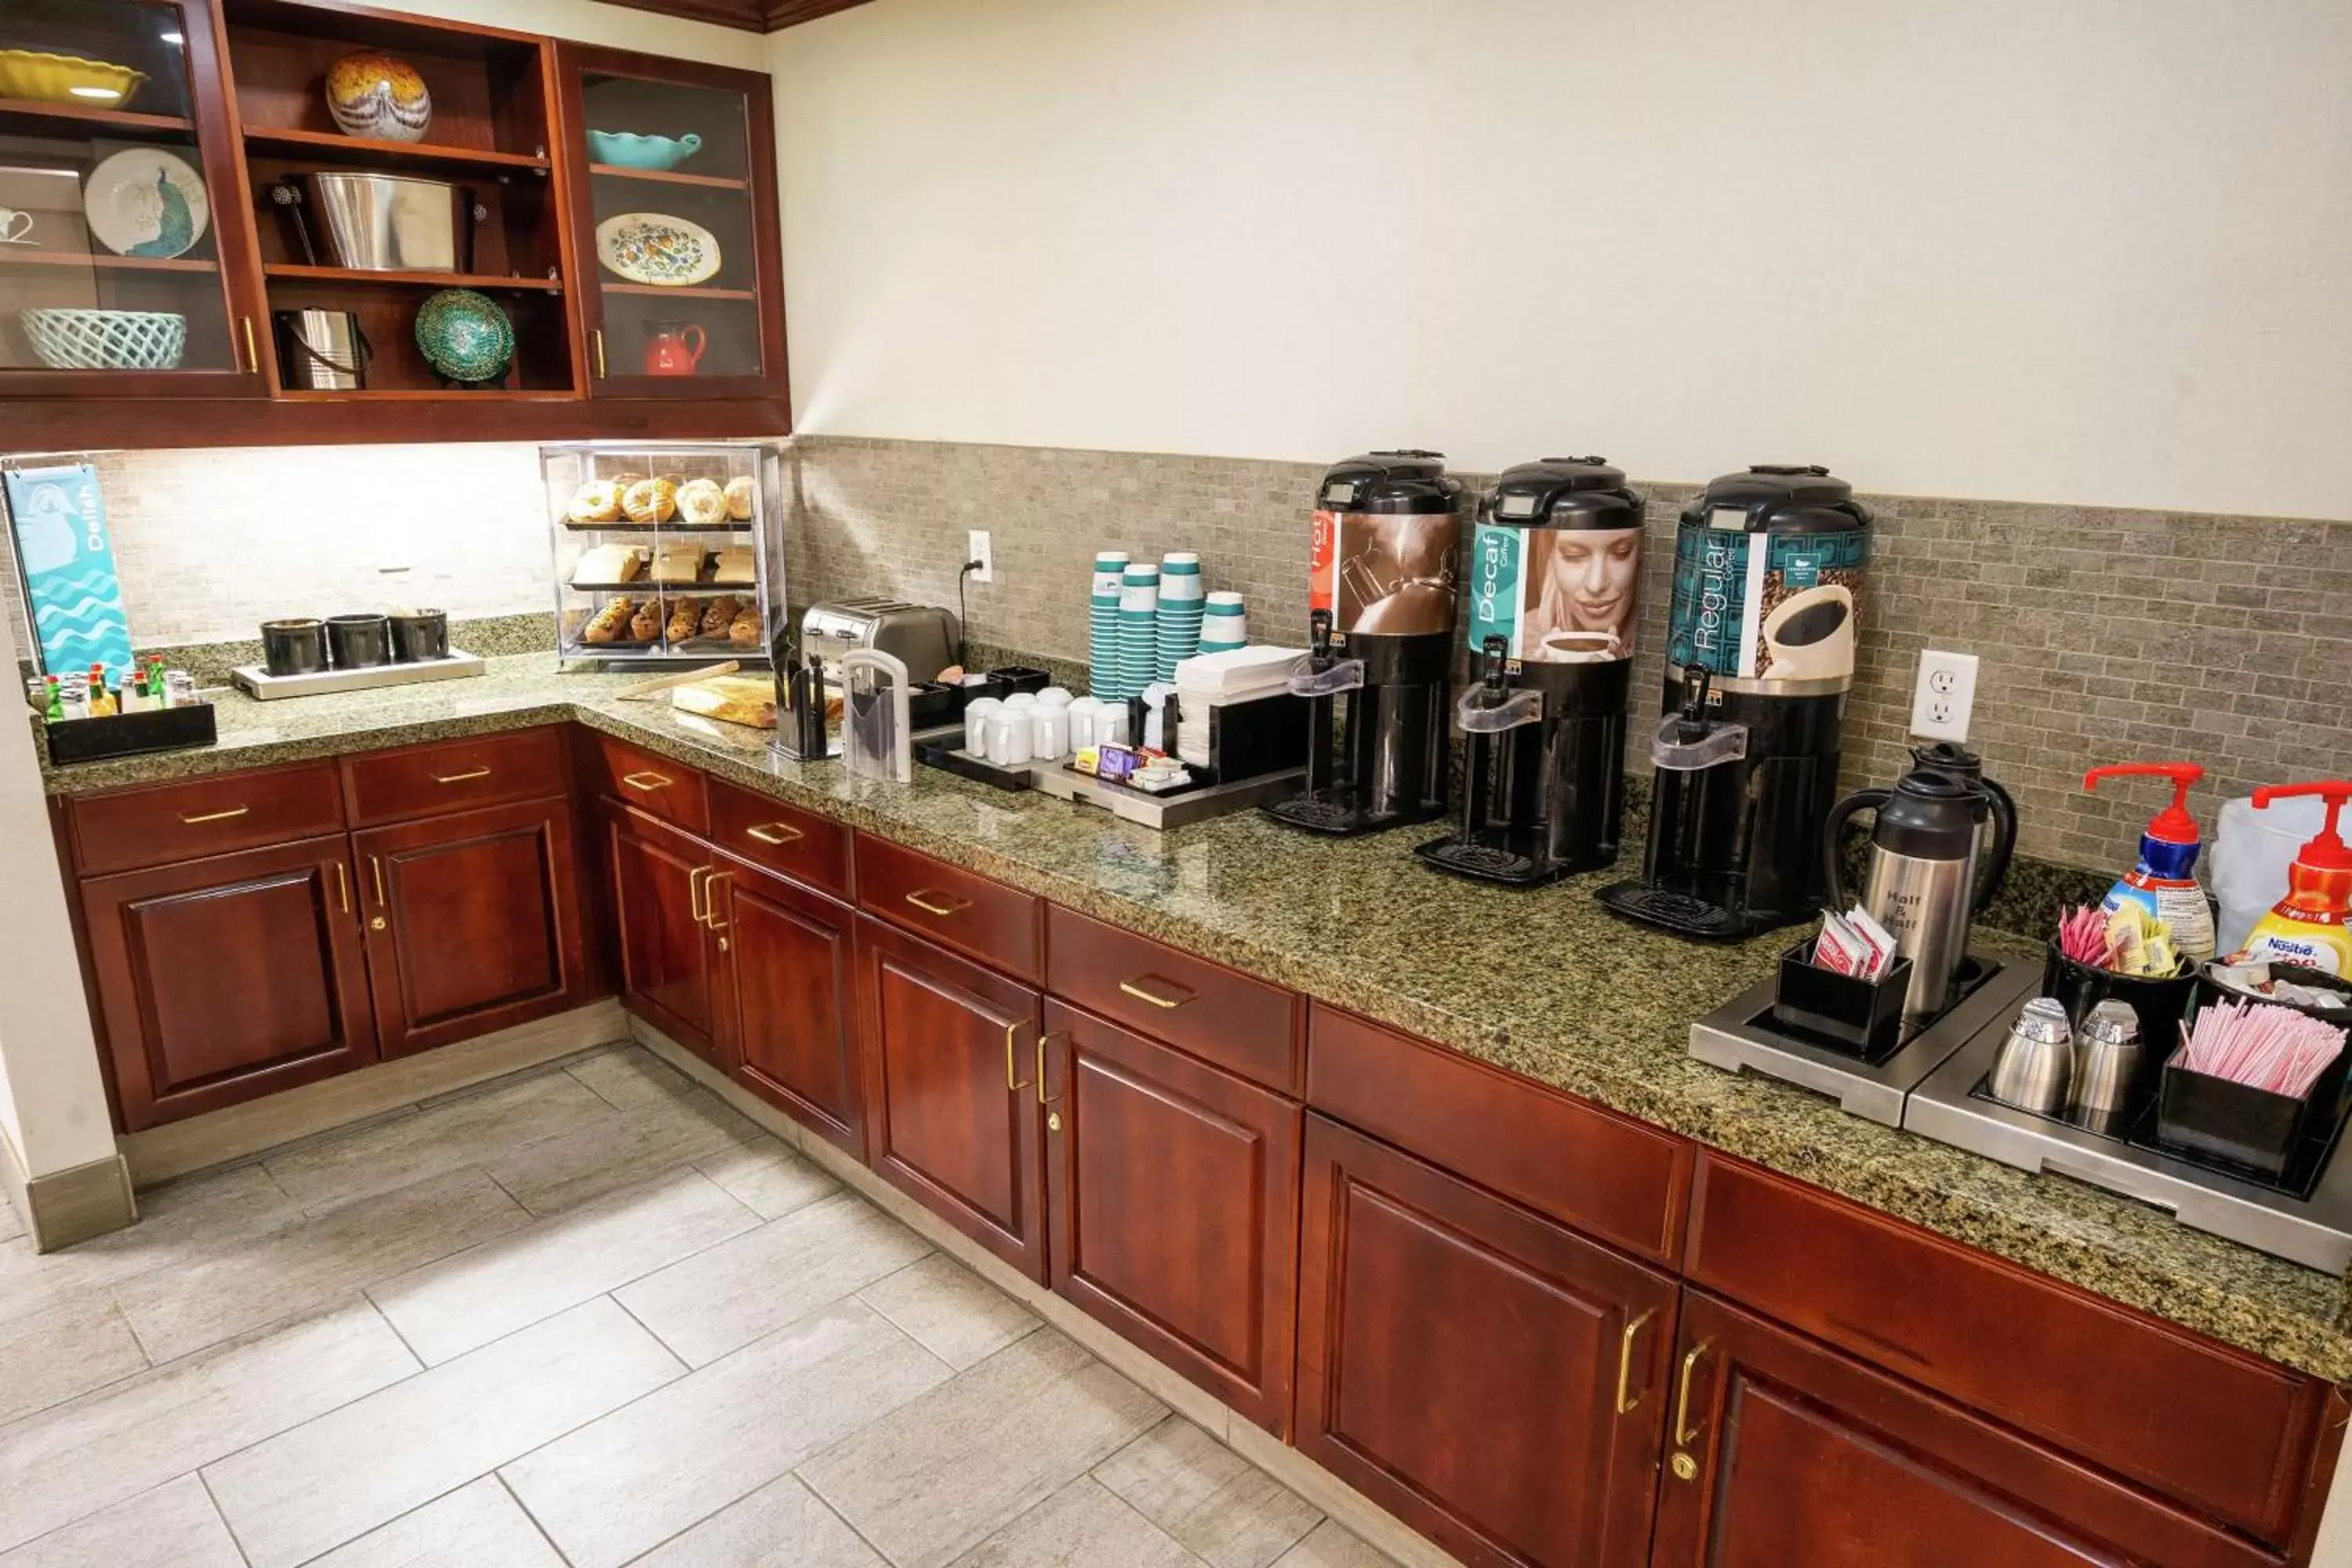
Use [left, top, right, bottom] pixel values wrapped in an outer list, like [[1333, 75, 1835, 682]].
[[1036, 1033, 1062, 1107], [430, 766, 492, 784], [704, 870, 730, 931], [1118, 975, 1194, 1011], [239, 315, 258, 372], [178, 805, 249, 824], [1673, 1338, 1714, 1448], [746, 822, 804, 847], [688, 866, 710, 924], [620, 770, 672, 792], [1615, 1308, 1657, 1415], [592, 326, 608, 379], [368, 854, 386, 909], [1004, 1020, 1031, 1093], [905, 889, 968, 918], [332, 859, 350, 916]]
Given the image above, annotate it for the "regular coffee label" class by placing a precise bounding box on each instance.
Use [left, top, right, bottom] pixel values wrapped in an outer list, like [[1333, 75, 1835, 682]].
[[1668, 524, 1869, 683], [1309, 510, 1459, 636], [1468, 524, 1640, 662]]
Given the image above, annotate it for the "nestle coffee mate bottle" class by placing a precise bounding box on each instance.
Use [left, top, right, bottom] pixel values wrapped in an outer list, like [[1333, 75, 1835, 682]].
[[2238, 780, 2352, 975]]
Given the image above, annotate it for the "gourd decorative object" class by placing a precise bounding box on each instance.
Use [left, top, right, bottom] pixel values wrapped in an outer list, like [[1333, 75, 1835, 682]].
[[325, 51, 432, 143], [413, 289, 514, 387]]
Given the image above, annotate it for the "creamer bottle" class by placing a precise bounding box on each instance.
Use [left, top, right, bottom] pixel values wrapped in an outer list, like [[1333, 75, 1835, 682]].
[[2238, 780, 2352, 975], [2085, 762, 2216, 962]]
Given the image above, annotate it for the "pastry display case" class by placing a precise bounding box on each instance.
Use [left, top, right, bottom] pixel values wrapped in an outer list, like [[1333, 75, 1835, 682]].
[[540, 439, 783, 670]]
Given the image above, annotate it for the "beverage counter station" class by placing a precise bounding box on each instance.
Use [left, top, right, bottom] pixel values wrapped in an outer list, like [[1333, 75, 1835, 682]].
[[34, 655, 2352, 1568]]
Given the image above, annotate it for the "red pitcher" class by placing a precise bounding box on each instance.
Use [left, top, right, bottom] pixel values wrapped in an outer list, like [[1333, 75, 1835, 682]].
[[643, 322, 706, 376]]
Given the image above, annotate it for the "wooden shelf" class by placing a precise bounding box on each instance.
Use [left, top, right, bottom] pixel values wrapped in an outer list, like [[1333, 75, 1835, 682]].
[[243, 126, 554, 175], [0, 98, 194, 135], [0, 250, 218, 274], [264, 263, 566, 291], [275, 388, 579, 402], [588, 164, 749, 191], [601, 282, 755, 300]]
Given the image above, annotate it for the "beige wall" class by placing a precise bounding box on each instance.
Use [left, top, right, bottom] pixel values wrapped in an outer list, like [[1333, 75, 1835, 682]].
[[769, 0, 2352, 521], [369, 0, 752, 64]]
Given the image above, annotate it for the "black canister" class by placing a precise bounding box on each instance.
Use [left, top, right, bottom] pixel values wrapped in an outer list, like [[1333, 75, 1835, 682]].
[[389, 608, 449, 663], [326, 613, 391, 669], [261, 618, 328, 677]]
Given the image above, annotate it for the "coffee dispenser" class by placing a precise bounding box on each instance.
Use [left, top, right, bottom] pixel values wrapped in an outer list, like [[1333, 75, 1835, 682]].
[[1599, 464, 1871, 938], [1264, 451, 1465, 836], [1417, 457, 1643, 884]]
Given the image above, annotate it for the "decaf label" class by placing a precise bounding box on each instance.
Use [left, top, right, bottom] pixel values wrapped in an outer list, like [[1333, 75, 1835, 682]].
[[1668, 525, 1868, 683], [1309, 510, 1460, 636], [1468, 524, 1641, 662]]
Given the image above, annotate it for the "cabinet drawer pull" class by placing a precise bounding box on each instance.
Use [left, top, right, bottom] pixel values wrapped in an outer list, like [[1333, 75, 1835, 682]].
[[592, 326, 608, 380], [746, 822, 804, 847], [368, 854, 387, 909], [621, 770, 672, 792], [239, 315, 258, 372], [1004, 1021, 1031, 1093], [430, 766, 493, 784], [178, 805, 249, 824], [704, 870, 730, 931], [332, 859, 350, 916], [1118, 975, 1194, 1011], [1614, 1307, 1656, 1415], [1673, 1338, 1714, 1448], [905, 889, 969, 919], [688, 866, 710, 924], [1036, 1033, 1061, 1107]]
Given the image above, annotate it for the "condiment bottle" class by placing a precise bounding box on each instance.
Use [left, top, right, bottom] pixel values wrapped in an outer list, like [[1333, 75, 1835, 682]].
[[1987, 996, 2073, 1115], [2067, 999, 2143, 1134], [2084, 762, 2215, 962], [2238, 780, 2352, 975]]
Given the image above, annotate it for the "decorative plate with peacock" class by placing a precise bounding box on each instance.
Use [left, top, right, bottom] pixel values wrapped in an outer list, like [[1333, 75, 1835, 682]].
[[83, 147, 210, 260]]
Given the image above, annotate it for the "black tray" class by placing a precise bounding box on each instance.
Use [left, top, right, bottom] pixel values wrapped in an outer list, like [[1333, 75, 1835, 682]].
[[42, 702, 217, 765]]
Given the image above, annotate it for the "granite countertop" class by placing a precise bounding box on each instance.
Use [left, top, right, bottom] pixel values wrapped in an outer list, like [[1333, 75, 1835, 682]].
[[37, 657, 2352, 1382]]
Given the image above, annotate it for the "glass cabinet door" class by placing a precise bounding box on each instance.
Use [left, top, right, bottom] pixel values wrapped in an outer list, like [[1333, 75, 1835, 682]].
[[557, 45, 785, 402], [0, 0, 263, 394]]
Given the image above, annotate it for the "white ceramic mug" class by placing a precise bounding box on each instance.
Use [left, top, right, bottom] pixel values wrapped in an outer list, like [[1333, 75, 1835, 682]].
[[986, 709, 1033, 765], [963, 696, 1001, 755], [1033, 706, 1070, 760]]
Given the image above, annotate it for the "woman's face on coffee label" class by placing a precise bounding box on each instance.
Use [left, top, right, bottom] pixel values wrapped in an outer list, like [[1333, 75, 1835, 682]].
[[1548, 528, 1639, 633]]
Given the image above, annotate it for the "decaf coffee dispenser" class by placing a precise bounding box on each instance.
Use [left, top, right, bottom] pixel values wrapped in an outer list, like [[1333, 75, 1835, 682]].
[[1417, 457, 1644, 884], [1263, 451, 1465, 837], [1599, 464, 1872, 938]]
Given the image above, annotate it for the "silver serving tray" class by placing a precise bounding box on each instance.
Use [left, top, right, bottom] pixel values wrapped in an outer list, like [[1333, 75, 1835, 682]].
[[232, 651, 485, 700], [1029, 763, 1305, 830]]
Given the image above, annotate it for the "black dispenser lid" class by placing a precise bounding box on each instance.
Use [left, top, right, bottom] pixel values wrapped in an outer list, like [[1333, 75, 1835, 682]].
[[1486, 456, 1644, 529], [1318, 450, 1463, 514], [1681, 464, 1873, 535]]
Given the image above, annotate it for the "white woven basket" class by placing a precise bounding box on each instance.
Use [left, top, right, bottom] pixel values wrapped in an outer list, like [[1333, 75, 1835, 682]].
[[20, 308, 188, 371]]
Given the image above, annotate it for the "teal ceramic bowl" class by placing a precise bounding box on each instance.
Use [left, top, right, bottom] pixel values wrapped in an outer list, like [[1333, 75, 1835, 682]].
[[586, 130, 703, 171], [413, 289, 513, 385]]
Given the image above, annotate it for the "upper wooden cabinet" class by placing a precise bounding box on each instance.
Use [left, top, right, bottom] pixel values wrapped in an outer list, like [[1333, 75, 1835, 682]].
[[554, 43, 784, 402], [0, 0, 789, 446]]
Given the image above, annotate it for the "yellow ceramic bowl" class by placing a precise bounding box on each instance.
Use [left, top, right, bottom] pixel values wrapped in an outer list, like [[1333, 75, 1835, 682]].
[[0, 50, 147, 108]]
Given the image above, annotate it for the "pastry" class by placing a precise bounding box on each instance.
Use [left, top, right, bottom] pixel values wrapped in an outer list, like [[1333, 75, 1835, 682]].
[[568, 480, 622, 524], [621, 477, 677, 524], [711, 545, 755, 584], [676, 477, 728, 526], [666, 597, 701, 643], [581, 597, 633, 644], [723, 476, 757, 521], [629, 602, 662, 642], [652, 541, 704, 583], [572, 543, 641, 586], [727, 606, 763, 648], [608, 470, 647, 490], [699, 594, 740, 638]]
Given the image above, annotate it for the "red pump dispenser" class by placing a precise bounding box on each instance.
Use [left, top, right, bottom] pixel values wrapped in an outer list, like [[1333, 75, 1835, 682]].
[[2085, 761, 2213, 960]]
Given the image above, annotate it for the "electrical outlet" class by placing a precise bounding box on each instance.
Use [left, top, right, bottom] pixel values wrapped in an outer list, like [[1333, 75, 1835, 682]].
[[967, 529, 993, 583], [1909, 649, 1980, 742]]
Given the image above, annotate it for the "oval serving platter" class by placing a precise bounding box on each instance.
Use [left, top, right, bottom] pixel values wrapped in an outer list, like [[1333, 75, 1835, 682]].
[[594, 211, 722, 287]]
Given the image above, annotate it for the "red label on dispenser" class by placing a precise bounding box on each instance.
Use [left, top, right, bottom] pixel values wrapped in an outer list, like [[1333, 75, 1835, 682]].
[[1309, 510, 1338, 619]]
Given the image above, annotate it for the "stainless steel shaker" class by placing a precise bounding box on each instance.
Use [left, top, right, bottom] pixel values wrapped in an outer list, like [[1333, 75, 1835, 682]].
[[2067, 999, 2143, 1134], [1987, 996, 2074, 1115]]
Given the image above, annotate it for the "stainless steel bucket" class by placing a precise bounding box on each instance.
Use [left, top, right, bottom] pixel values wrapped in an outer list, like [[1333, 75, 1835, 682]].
[[298, 172, 470, 271], [274, 310, 370, 390]]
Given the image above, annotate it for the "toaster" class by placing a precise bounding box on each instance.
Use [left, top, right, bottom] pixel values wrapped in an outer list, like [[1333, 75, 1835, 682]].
[[800, 597, 960, 685]]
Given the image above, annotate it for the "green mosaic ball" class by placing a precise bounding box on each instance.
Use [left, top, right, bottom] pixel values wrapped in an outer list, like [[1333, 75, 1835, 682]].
[[413, 289, 514, 384]]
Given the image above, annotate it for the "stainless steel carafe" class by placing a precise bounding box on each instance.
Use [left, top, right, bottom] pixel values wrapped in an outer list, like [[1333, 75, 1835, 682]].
[[1824, 745, 2020, 1022]]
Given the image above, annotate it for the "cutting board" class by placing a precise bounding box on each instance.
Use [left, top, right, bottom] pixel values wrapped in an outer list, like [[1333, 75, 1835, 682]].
[[670, 673, 780, 729]]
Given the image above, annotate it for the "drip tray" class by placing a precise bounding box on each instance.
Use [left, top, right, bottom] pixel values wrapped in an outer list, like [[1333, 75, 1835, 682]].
[[1907, 1018, 2352, 1273], [1688, 957, 2037, 1126]]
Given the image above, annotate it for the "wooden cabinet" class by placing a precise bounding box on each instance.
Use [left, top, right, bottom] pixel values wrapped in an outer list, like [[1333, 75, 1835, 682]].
[[353, 795, 585, 1058], [605, 800, 721, 1065], [1294, 1113, 1676, 1568], [856, 914, 1046, 1279], [553, 44, 786, 402], [1650, 1293, 2279, 1568], [711, 848, 861, 1152], [1044, 1000, 1300, 1434], [79, 835, 376, 1130]]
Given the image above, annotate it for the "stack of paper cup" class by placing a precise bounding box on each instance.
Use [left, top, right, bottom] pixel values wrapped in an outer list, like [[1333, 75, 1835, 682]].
[[1090, 550, 1129, 699], [1156, 552, 1203, 681], [1200, 590, 1247, 653], [1116, 562, 1160, 701]]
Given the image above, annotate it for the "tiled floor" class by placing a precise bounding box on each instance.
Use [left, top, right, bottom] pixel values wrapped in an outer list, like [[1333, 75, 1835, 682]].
[[0, 1044, 1402, 1568]]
